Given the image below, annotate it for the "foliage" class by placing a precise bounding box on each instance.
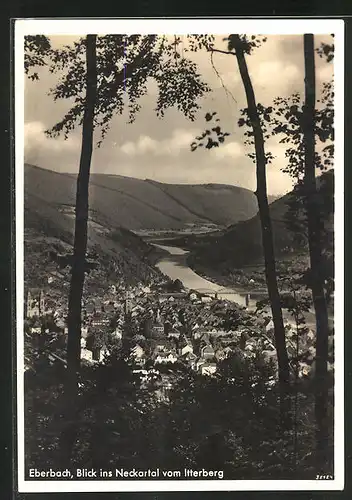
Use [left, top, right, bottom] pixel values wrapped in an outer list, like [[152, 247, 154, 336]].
[[28, 35, 211, 145], [190, 112, 230, 151], [316, 36, 334, 63], [25, 343, 330, 478], [24, 35, 52, 80]]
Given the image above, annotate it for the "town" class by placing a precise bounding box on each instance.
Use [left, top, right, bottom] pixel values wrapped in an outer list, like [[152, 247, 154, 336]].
[[24, 268, 319, 402]]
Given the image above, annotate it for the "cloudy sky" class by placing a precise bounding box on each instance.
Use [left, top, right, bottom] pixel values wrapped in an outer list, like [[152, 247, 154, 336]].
[[24, 34, 333, 195]]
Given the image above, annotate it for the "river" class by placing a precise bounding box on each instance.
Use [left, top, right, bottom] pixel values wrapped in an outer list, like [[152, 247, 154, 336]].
[[153, 243, 322, 330], [153, 244, 247, 307]]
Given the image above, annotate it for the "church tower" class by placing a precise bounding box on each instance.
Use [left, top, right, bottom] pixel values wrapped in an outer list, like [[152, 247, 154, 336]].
[[26, 290, 40, 318], [124, 298, 132, 316], [39, 290, 45, 316], [26, 290, 32, 318]]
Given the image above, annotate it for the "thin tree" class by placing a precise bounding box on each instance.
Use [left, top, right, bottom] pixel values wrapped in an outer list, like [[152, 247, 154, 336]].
[[25, 33, 210, 464], [271, 34, 334, 472], [303, 33, 330, 472], [189, 35, 291, 410], [231, 35, 290, 404], [269, 35, 334, 471], [59, 35, 97, 465]]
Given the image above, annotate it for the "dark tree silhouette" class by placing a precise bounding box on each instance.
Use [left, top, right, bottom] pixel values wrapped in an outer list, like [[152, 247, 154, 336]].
[[268, 35, 334, 471], [230, 35, 290, 410], [188, 34, 290, 414], [59, 34, 97, 466], [303, 34, 330, 472]]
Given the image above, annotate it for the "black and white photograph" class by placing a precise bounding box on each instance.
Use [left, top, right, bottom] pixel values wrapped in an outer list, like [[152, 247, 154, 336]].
[[15, 18, 344, 493]]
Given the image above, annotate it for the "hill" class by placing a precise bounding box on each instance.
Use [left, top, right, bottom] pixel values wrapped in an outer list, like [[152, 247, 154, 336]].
[[24, 164, 258, 230], [188, 171, 334, 285], [24, 189, 167, 293]]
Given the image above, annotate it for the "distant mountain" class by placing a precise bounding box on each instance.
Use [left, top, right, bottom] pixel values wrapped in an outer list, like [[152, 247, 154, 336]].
[[24, 164, 259, 230], [189, 170, 334, 273]]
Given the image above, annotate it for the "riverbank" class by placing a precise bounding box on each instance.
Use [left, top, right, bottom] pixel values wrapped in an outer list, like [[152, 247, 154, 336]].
[[188, 260, 268, 297], [187, 251, 314, 296]]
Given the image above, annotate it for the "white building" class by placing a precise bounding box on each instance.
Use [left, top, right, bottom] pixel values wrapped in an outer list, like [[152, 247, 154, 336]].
[[201, 296, 212, 303], [155, 352, 178, 364], [201, 363, 217, 376], [113, 327, 123, 340], [81, 348, 93, 363], [179, 343, 193, 356]]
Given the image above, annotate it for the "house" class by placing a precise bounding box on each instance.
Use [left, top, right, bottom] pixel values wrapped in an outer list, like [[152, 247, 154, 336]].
[[215, 346, 233, 361], [131, 344, 144, 357], [113, 327, 123, 341], [264, 318, 275, 332], [183, 351, 197, 369], [98, 347, 110, 363], [262, 348, 276, 362], [201, 296, 212, 303], [189, 292, 198, 302], [81, 337, 87, 348], [124, 298, 133, 315], [130, 344, 146, 366], [81, 348, 93, 363], [91, 317, 110, 329], [30, 322, 42, 335], [55, 317, 66, 329], [154, 352, 178, 364], [200, 344, 215, 360], [178, 339, 193, 356], [151, 321, 164, 339], [201, 362, 217, 376], [307, 329, 315, 342], [168, 330, 181, 340], [81, 326, 88, 338], [196, 357, 207, 371], [194, 331, 211, 343], [153, 339, 174, 353]]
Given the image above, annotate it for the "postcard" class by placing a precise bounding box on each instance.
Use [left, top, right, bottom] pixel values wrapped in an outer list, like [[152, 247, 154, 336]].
[[15, 17, 344, 493]]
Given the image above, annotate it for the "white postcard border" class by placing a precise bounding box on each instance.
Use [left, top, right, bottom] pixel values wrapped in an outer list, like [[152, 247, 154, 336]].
[[15, 17, 345, 493]]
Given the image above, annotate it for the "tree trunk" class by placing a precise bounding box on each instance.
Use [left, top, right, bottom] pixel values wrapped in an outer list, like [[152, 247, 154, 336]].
[[303, 34, 330, 472], [232, 35, 291, 408], [60, 34, 97, 466]]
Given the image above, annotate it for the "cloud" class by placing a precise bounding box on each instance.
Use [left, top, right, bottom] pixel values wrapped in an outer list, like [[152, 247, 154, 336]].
[[120, 141, 136, 155], [24, 121, 81, 170], [24, 121, 80, 155], [211, 141, 244, 159], [316, 61, 334, 84], [254, 60, 300, 88], [120, 129, 200, 157]]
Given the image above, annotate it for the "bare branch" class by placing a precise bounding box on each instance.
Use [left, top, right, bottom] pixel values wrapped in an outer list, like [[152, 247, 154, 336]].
[[210, 48, 236, 56], [210, 50, 237, 105]]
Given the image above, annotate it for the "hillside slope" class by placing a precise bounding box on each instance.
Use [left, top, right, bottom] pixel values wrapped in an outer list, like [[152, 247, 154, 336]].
[[24, 191, 166, 293], [24, 164, 258, 230], [189, 171, 334, 276]]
